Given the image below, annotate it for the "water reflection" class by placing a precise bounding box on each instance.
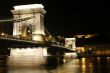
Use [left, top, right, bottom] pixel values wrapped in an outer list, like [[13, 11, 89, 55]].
[[92, 57, 110, 73], [1, 56, 110, 73], [0, 57, 7, 68], [7, 68, 50, 73]]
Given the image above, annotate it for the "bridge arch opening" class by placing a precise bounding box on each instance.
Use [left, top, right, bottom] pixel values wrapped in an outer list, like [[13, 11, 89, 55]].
[[20, 24, 32, 39]]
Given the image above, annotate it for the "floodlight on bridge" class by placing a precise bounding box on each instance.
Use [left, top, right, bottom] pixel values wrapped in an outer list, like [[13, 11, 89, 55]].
[[32, 34, 45, 44]]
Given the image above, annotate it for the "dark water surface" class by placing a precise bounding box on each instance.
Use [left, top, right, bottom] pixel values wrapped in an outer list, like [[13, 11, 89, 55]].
[[1, 57, 110, 73]]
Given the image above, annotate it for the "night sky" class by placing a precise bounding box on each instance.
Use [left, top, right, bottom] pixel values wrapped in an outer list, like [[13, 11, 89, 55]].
[[0, 0, 110, 37]]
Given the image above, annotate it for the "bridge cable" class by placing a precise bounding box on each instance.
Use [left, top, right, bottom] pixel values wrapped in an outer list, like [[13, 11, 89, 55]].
[[44, 26, 58, 44], [0, 16, 34, 23]]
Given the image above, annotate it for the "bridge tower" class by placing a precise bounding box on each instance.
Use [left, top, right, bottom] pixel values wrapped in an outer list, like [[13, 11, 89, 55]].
[[11, 4, 46, 43], [7, 4, 47, 67]]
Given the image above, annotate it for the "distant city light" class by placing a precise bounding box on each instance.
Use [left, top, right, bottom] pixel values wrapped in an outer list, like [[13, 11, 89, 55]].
[[75, 34, 98, 38], [65, 38, 76, 40], [14, 4, 44, 10], [1, 33, 5, 36]]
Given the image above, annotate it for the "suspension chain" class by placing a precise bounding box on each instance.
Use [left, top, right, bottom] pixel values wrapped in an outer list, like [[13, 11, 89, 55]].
[[0, 16, 34, 23]]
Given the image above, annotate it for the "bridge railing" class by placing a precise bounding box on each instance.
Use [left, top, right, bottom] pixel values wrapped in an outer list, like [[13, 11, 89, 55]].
[[0, 34, 36, 43], [0, 34, 50, 45]]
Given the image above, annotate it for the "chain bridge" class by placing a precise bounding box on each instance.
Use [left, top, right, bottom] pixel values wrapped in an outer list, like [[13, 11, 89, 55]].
[[0, 4, 76, 67]]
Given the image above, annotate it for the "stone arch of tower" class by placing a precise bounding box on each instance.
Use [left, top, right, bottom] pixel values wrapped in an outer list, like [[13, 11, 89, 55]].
[[20, 24, 30, 37], [20, 24, 32, 38]]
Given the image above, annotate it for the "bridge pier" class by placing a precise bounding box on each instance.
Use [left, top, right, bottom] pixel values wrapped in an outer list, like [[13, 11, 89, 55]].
[[5, 47, 67, 68], [7, 47, 48, 68]]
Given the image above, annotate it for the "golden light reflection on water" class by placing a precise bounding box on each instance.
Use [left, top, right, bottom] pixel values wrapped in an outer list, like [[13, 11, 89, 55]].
[[80, 58, 93, 73], [81, 58, 86, 73], [1, 57, 110, 73], [97, 57, 100, 63]]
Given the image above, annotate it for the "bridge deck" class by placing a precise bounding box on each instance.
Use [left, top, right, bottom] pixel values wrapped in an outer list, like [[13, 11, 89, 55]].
[[0, 35, 75, 53]]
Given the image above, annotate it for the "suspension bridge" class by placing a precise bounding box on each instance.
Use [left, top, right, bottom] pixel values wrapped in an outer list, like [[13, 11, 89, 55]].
[[0, 4, 75, 52], [0, 4, 77, 67]]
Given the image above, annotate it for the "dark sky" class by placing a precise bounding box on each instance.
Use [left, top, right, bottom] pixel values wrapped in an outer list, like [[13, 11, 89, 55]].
[[0, 0, 110, 37]]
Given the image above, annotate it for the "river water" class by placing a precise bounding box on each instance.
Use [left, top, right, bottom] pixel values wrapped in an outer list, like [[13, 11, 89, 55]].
[[0, 56, 110, 73]]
